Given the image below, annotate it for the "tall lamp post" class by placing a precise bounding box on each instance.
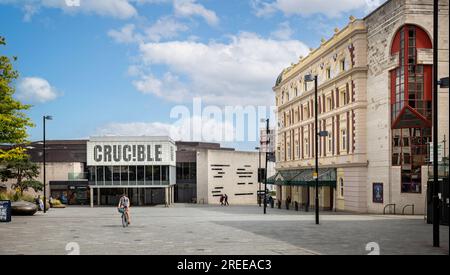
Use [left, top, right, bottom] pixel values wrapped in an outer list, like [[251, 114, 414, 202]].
[[43, 115, 53, 214], [261, 118, 270, 215], [305, 74, 320, 225], [255, 146, 262, 207], [432, 0, 449, 248]]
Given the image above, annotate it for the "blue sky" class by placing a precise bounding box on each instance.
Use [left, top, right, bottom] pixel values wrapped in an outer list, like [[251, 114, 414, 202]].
[[0, 0, 383, 150]]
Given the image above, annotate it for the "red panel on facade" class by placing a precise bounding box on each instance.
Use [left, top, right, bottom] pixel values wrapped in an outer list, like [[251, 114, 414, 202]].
[[416, 27, 432, 49], [390, 69, 396, 105], [391, 29, 401, 54]]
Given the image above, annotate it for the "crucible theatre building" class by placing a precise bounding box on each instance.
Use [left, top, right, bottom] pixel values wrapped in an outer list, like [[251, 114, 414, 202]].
[[271, 0, 449, 214], [2, 137, 261, 207], [86, 136, 177, 207]]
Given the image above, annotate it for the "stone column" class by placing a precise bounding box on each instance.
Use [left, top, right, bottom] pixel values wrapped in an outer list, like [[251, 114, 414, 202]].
[[90, 187, 94, 208], [165, 187, 169, 207]]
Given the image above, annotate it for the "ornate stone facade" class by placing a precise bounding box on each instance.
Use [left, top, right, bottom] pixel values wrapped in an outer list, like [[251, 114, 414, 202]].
[[273, 0, 449, 214]]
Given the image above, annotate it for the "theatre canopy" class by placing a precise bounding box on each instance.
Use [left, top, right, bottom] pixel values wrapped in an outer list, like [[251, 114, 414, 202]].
[[267, 168, 337, 187]]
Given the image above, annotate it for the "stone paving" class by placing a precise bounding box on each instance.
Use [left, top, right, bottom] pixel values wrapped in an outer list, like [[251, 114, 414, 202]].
[[0, 204, 448, 255]]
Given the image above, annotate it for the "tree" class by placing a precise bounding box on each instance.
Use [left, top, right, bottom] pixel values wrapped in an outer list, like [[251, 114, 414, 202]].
[[0, 158, 42, 196], [0, 36, 34, 162]]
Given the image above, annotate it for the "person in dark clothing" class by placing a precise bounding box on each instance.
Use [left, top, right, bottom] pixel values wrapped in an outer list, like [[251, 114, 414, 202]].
[[220, 195, 224, 206], [224, 194, 229, 206], [286, 196, 291, 210]]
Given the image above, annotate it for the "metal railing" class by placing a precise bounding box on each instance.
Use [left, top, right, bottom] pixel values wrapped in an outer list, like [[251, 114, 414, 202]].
[[383, 204, 396, 215], [402, 204, 415, 215]]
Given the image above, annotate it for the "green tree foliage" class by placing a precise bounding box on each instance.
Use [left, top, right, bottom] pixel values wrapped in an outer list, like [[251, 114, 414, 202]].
[[0, 158, 42, 196], [0, 36, 34, 161]]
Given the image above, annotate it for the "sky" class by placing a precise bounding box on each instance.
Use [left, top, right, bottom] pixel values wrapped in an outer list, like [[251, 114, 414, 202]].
[[0, 0, 385, 151]]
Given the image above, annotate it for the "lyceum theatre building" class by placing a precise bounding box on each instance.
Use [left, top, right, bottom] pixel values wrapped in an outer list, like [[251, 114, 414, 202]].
[[86, 136, 176, 207]]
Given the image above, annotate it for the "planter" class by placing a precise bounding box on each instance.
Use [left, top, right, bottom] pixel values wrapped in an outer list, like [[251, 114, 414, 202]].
[[11, 201, 37, 216]]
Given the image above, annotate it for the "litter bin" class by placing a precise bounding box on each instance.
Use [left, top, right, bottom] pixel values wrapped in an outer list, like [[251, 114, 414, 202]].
[[0, 200, 12, 223]]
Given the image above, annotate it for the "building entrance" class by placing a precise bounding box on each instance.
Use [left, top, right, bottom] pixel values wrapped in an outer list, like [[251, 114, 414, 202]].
[[93, 188, 167, 206]]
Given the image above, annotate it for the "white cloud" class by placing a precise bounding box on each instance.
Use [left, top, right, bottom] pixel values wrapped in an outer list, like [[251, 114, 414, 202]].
[[132, 72, 190, 102], [95, 116, 235, 143], [16, 77, 59, 103], [252, 0, 382, 18], [108, 17, 188, 44], [270, 21, 293, 40], [0, 0, 138, 20], [174, 0, 219, 26], [145, 16, 189, 42], [108, 24, 143, 44], [133, 32, 309, 105]]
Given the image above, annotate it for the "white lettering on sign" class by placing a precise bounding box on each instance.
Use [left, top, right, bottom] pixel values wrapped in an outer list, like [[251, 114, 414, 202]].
[[87, 141, 176, 166]]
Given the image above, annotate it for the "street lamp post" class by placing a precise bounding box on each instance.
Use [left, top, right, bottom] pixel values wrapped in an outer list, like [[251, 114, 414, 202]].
[[255, 146, 261, 207], [264, 119, 269, 215], [305, 74, 320, 225], [432, 0, 440, 248], [43, 115, 52, 214], [431, 0, 450, 248]]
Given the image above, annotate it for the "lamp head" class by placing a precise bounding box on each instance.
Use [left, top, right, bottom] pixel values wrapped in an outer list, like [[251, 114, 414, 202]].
[[304, 74, 315, 82]]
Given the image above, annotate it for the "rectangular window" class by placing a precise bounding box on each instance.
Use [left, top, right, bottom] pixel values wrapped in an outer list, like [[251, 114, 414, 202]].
[[161, 166, 169, 182], [129, 166, 136, 182], [326, 68, 331, 79], [113, 166, 121, 184], [326, 97, 332, 112], [153, 165, 161, 181], [137, 166, 145, 183], [328, 132, 333, 153], [340, 59, 346, 72], [341, 129, 347, 151], [105, 166, 112, 182], [305, 138, 309, 157], [145, 166, 153, 182], [96, 166, 104, 182], [340, 90, 347, 106], [121, 166, 129, 182]]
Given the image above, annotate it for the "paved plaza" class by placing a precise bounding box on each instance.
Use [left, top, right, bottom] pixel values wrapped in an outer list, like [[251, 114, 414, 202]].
[[0, 205, 448, 255]]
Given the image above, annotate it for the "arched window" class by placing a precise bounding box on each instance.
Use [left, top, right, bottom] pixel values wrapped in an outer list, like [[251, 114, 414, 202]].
[[390, 25, 432, 194]]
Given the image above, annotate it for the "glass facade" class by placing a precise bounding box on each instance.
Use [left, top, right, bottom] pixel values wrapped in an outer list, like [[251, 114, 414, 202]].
[[390, 25, 432, 193], [88, 165, 172, 186], [176, 162, 196, 182]]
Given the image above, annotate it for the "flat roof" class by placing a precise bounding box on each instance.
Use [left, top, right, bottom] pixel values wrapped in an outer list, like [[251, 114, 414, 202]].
[[88, 136, 175, 143]]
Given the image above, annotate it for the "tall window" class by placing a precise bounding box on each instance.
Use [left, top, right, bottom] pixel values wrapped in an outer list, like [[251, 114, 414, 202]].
[[340, 178, 344, 198], [390, 25, 432, 193], [340, 59, 346, 72], [326, 68, 331, 79], [328, 132, 333, 153], [326, 96, 332, 112], [341, 129, 347, 151], [304, 137, 309, 158]]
